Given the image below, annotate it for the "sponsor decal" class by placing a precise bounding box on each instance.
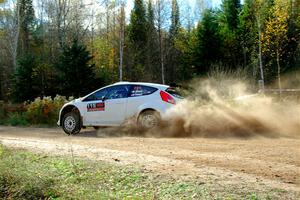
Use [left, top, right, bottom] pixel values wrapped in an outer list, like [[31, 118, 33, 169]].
[[131, 86, 143, 97], [87, 102, 105, 112]]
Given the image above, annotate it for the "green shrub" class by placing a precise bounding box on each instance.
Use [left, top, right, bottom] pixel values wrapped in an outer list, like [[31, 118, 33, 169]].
[[0, 95, 72, 126], [25, 95, 72, 126], [8, 112, 29, 126]]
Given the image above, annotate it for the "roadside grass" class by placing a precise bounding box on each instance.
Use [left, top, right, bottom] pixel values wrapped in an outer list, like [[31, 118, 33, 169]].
[[0, 144, 208, 199], [0, 144, 295, 200]]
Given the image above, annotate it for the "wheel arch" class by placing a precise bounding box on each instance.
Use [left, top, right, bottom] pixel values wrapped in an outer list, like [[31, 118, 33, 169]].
[[59, 105, 81, 126], [137, 108, 161, 121]]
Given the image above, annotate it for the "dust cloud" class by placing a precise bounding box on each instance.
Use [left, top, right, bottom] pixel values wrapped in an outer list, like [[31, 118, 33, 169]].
[[97, 78, 300, 138], [157, 78, 300, 138]]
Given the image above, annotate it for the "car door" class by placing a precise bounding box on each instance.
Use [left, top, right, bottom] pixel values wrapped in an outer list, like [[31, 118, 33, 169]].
[[81, 85, 129, 126], [102, 85, 130, 125], [80, 87, 110, 126]]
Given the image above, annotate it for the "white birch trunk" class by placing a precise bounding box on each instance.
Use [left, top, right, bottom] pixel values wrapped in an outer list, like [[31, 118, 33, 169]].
[[257, 15, 265, 92], [119, 3, 125, 82]]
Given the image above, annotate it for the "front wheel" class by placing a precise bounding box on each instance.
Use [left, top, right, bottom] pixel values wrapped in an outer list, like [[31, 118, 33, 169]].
[[62, 112, 81, 135], [138, 110, 161, 129]]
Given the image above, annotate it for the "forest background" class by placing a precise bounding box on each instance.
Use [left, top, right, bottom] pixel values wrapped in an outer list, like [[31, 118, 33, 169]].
[[0, 0, 299, 102]]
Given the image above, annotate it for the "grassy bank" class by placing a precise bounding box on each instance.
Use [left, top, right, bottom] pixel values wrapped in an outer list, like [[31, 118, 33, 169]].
[[0, 144, 291, 200]]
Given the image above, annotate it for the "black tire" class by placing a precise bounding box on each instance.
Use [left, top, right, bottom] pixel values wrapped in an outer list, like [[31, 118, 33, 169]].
[[62, 112, 81, 135], [93, 126, 100, 130], [138, 110, 161, 129]]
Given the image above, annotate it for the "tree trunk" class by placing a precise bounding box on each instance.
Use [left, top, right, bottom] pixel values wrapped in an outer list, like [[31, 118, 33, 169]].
[[257, 16, 265, 92], [119, 4, 125, 82], [276, 48, 282, 98], [160, 34, 165, 85], [157, 0, 165, 84], [13, 0, 21, 72]]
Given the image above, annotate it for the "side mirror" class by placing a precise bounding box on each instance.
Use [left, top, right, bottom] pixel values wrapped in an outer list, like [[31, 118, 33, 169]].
[[101, 96, 106, 101]]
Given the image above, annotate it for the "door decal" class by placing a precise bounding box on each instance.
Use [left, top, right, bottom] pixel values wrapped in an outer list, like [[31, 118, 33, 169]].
[[87, 102, 105, 112]]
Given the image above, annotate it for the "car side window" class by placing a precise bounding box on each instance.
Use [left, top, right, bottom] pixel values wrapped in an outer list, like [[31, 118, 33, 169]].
[[105, 85, 130, 100], [130, 85, 157, 97], [83, 88, 109, 101]]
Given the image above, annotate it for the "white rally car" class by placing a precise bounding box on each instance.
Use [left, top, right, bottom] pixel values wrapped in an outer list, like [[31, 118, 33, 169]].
[[57, 82, 182, 134]]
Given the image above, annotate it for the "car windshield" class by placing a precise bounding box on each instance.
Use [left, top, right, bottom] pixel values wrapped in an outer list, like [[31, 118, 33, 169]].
[[166, 87, 184, 99]]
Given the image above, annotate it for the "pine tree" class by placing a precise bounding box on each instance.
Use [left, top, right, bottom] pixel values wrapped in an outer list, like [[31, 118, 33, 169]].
[[169, 0, 180, 40], [129, 0, 147, 49], [238, 0, 258, 71], [219, 0, 242, 69], [222, 0, 241, 31], [146, 0, 159, 81], [128, 0, 148, 81], [167, 0, 180, 83], [192, 9, 223, 74], [57, 40, 96, 97], [18, 0, 35, 56], [13, 55, 36, 101]]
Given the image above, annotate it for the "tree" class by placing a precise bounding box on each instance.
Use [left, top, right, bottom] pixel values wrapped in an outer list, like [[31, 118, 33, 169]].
[[13, 55, 36, 102], [129, 0, 147, 47], [174, 27, 194, 81], [155, 0, 168, 84], [219, 0, 242, 69], [238, 0, 258, 76], [169, 0, 180, 40], [127, 0, 148, 81], [57, 40, 96, 97], [145, 0, 159, 82], [191, 9, 223, 74], [262, 0, 289, 94], [253, 0, 274, 89], [0, 1, 21, 71], [222, 0, 241, 31], [167, 0, 180, 83], [18, 0, 35, 56], [285, 0, 300, 73], [119, 2, 125, 81], [194, 0, 211, 22]]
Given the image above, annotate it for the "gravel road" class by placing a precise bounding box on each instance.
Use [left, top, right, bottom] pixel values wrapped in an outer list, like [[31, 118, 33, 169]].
[[0, 126, 299, 198]]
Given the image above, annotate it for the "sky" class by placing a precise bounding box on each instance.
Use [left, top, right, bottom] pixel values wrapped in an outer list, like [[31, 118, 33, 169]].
[[0, 0, 224, 30], [126, 0, 223, 12], [124, 0, 223, 27], [77, 0, 224, 29]]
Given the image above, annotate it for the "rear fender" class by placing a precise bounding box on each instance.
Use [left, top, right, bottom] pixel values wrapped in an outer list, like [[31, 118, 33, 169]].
[[136, 103, 167, 120]]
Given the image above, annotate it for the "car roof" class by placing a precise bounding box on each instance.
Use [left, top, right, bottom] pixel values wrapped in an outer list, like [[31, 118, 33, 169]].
[[81, 82, 169, 100], [113, 82, 169, 90]]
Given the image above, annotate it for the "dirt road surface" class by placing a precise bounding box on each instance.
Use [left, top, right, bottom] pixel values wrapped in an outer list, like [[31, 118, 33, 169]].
[[0, 126, 299, 198]]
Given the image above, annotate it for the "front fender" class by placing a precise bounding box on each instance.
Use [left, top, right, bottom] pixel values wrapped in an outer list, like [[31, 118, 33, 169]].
[[57, 101, 79, 126]]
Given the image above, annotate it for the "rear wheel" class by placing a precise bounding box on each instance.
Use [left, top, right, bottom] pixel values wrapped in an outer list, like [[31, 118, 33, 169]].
[[62, 112, 81, 135], [138, 110, 160, 129]]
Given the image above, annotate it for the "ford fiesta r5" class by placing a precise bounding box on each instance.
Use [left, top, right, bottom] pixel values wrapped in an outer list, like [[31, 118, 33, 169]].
[[57, 82, 183, 135]]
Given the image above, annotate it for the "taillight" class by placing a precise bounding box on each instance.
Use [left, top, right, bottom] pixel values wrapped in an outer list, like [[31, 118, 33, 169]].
[[160, 91, 175, 104]]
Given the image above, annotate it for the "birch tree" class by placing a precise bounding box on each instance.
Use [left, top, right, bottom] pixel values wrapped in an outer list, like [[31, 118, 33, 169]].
[[155, 0, 169, 84], [262, 0, 289, 95], [119, 1, 125, 81], [0, 0, 20, 71]]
